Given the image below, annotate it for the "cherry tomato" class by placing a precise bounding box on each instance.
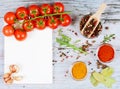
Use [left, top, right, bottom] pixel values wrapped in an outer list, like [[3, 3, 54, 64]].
[[47, 17, 59, 29], [16, 7, 28, 20], [4, 12, 16, 24], [23, 21, 34, 32], [2, 25, 14, 36], [40, 4, 52, 15], [35, 18, 46, 30], [28, 4, 40, 18], [60, 14, 71, 26], [53, 2, 64, 13], [14, 29, 27, 41]]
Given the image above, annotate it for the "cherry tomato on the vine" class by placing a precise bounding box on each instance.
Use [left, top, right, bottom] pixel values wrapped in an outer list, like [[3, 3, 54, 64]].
[[4, 12, 16, 24], [35, 18, 46, 30], [28, 4, 40, 18], [14, 29, 27, 41], [23, 21, 34, 32], [47, 17, 59, 29], [53, 2, 64, 13], [2, 25, 15, 36], [16, 7, 29, 20], [60, 14, 71, 26], [40, 4, 52, 15]]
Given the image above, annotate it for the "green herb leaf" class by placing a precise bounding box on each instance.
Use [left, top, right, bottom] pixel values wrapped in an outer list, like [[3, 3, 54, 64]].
[[102, 34, 115, 43], [92, 72, 105, 82], [103, 77, 116, 88], [56, 29, 87, 54], [74, 40, 81, 44], [90, 67, 116, 88], [90, 74, 99, 86], [101, 67, 114, 77]]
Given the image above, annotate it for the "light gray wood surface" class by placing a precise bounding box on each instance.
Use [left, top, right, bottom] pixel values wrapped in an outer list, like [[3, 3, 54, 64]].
[[0, 0, 120, 89]]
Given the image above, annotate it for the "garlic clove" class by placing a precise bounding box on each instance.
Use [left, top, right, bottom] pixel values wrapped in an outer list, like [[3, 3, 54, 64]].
[[3, 73, 11, 79], [9, 65, 20, 73], [6, 78, 13, 84], [12, 76, 23, 81]]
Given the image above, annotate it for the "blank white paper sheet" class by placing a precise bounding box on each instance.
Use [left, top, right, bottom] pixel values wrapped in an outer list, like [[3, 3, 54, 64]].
[[4, 28, 53, 84]]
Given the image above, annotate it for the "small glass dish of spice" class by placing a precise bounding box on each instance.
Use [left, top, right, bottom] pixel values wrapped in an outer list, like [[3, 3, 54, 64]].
[[80, 14, 102, 38], [70, 61, 87, 80], [97, 44, 115, 63]]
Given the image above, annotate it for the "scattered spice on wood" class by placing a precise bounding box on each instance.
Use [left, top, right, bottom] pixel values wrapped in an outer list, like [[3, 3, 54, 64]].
[[64, 74, 67, 77], [62, 52, 66, 56], [58, 48, 65, 50], [66, 56, 69, 59], [105, 26, 109, 30], [76, 55, 80, 60], [61, 59, 64, 62], [52, 59, 58, 65], [91, 68, 93, 70], [82, 45, 89, 51], [86, 40, 92, 46], [88, 61, 92, 65], [68, 28, 78, 36], [90, 51, 94, 53], [67, 51, 69, 53], [81, 40, 93, 52], [92, 40, 96, 43], [112, 37, 115, 39], [64, 70, 69, 77], [96, 60, 108, 69], [53, 60, 57, 62], [66, 70, 69, 74], [94, 54, 96, 56], [60, 52, 66, 57], [74, 32, 78, 36]]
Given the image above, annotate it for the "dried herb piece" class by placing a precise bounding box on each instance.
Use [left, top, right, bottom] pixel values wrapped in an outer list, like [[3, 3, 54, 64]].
[[96, 60, 108, 69]]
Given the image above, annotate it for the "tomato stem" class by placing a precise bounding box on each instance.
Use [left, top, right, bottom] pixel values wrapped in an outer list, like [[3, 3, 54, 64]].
[[29, 11, 71, 21], [16, 11, 71, 25]]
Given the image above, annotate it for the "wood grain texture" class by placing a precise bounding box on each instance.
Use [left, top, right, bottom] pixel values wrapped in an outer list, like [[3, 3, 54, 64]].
[[0, 0, 120, 89]]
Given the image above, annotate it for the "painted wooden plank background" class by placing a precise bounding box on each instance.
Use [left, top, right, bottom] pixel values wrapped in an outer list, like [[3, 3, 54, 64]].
[[0, 0, 120, 89]]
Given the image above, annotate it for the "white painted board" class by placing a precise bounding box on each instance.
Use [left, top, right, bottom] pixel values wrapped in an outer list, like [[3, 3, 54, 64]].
[[4, 28, 53, 84]]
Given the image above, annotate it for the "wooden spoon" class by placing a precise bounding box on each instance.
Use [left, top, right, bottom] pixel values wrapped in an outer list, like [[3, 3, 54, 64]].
[[81, 3, 107, 38]]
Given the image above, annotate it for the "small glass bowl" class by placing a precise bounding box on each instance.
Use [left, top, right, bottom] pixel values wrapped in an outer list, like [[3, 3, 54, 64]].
[[70, 61, 88, 81], [97, 43, 115, 63]]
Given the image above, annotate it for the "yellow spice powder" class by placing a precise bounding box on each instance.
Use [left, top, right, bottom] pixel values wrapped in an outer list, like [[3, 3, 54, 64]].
[[72, 61, 87, 80]]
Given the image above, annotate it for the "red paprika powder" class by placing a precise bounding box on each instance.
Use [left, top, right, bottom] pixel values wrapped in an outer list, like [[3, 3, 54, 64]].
[[98, 44, 114, 63]]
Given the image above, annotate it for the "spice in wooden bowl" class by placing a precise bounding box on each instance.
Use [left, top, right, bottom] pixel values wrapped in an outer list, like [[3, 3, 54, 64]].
[[71, 61, 87, 80], [80, 14, 102, 38]]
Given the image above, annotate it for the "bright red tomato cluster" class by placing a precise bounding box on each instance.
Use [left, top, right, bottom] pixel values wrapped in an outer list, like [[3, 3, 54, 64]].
[[3, 2, 71, 41]]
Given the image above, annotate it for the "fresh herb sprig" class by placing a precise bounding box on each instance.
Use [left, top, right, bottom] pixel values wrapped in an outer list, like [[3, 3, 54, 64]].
[[102, 34, 115, 43], [56, 29, 87, 54]]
